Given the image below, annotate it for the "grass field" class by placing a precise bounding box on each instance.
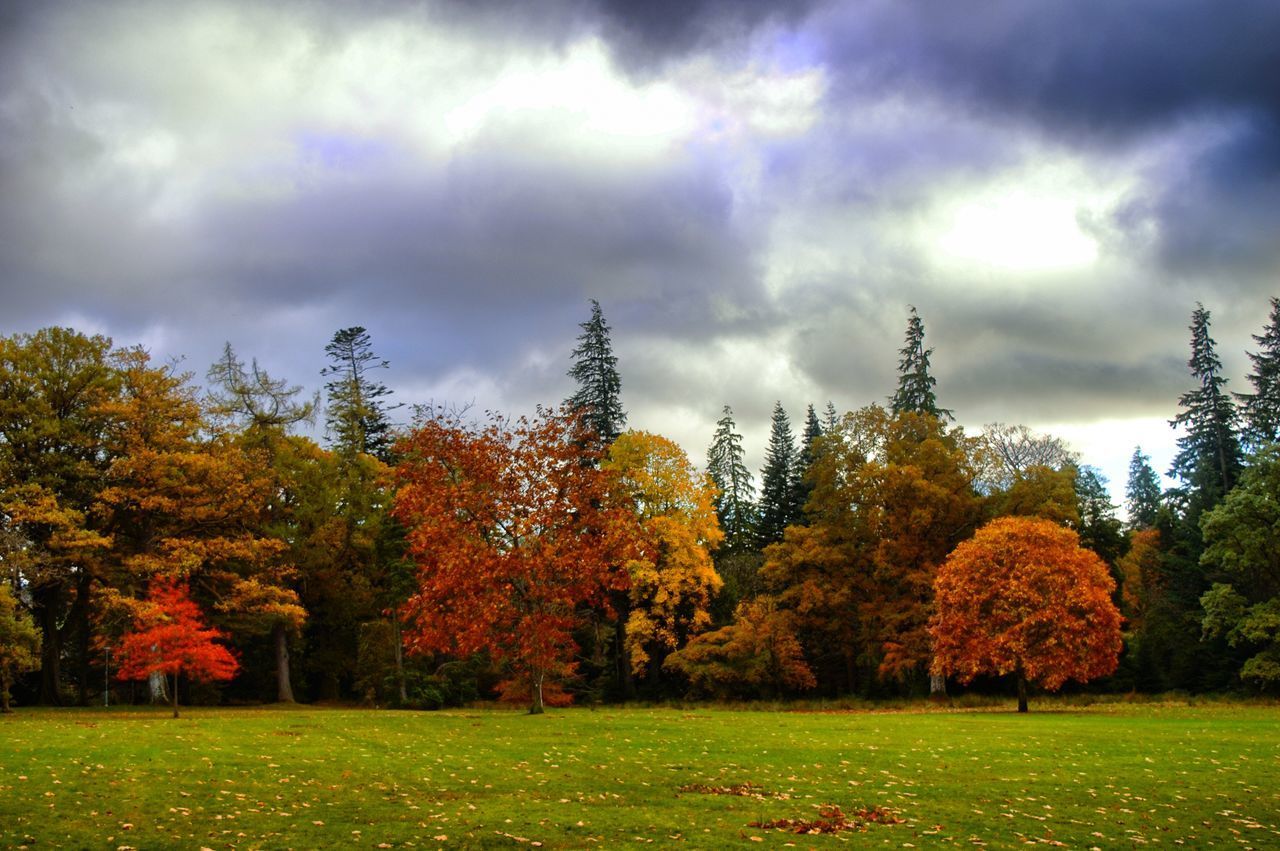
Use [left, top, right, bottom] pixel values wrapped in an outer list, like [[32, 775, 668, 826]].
[[1, 701, 1277, 849]]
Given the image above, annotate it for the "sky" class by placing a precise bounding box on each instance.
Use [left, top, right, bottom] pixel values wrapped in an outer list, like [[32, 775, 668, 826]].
[[2, 0, 1278, 509]]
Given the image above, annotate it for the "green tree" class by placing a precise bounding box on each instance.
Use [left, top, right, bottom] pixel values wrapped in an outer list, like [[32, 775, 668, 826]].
[[890, 306, 951, 421], [1126, 447, 1163, 530], [1073, 465, 1126, 565], [0, 584, 41, 713], [1169, 304, 1243, 512], [706, 406, 756, 552], [792, 404, 824, 521], [321, 327, 400, 461], [566, 300, 626, 449], [757, 402, 799, 547], [1239, 296, 1280, 450]]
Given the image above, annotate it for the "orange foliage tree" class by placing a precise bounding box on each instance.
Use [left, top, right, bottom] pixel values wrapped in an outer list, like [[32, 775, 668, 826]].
[[115, 580, 239, 717], [930, 516, 1123, 711], [392, 408, 635, 714]]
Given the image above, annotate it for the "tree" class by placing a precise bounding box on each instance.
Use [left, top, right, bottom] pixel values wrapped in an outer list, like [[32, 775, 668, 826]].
[[890, 306, 951, 421], [706, 406, 756, 553], [975, 423, 1077, 494], [792, 404, 824, 520], [321, 326, 401, 461], [1239, 296, 1280, 450], [565, 300, 626, 449], [605, 431, 723, 683], [1198, 445, 1280, 687], [930, 516, 1123, 712], [0, 584, 41, 713], [392, 407, 635, 714], [757, 402, 799, 547], [1169, 304, 1243, 510], [115, 580, 239, 718], [1072, 465, 1125, 565], [1126, 447, 1163, 530]]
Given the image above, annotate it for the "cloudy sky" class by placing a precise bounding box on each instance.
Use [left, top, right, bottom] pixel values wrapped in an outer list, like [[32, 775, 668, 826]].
[[2, 0, 1278, 506]]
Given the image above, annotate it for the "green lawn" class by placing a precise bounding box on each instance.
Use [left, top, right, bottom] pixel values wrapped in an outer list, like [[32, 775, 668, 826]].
[[1, 701, 1277, 849]]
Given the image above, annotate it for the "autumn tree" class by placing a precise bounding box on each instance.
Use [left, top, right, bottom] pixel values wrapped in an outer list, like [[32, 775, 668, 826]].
[[393, 407, 635, 714], [930, 516, 1123, 712], [322, 326, 401, 461], [1126, 447, 1163, 530], [115, 580, 239, 717], [891, 306, 951, 421], [1238, 296, 1280, 450], [605, 431, 723, 685], [0, 327, 119, 703], [566, 300, 626, 450], [0, 584, 41, 713], [757, 402, 799, 547]]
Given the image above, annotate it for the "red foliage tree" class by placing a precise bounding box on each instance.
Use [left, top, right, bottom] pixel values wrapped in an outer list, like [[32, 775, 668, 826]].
[[115, 580, 239, 717], [929, 516, 1122, 712], [392, 408, 636, 713]]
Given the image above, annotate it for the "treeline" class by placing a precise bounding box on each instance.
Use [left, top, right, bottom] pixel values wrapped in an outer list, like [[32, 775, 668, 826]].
[[1, 298, 1279, 711]]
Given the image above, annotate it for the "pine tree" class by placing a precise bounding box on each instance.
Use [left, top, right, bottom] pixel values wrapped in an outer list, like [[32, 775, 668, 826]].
[[1239, 296, 1280, 450], [791, 404, 824, 521], [757, 402, 799, 547], [823, 401, 840, 432], [1169, 304, 1243, 508], [706, 406, 757, 552], [566, 300, 626, 448], [321, 327, 401, 461], [1125, 447, 1162, 530], [890, 306, 951, 421]]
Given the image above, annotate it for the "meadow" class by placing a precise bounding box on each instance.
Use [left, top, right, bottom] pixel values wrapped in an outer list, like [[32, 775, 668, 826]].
[[1, 700, 1277, 849]]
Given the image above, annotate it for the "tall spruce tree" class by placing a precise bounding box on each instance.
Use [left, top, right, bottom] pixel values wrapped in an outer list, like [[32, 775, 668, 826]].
[[792, 404, 824, 520], [757, 402, 799, 547], [890, 306, 951, 421], [823, 401, 840, 432], [1169, 304, 1243, 508], [1125, 447, 1162, 530], [566, 300, 625, 448], [321, 327, 400, 461], [706, 406, 757, 552], [1239, 296, 1280, 450]]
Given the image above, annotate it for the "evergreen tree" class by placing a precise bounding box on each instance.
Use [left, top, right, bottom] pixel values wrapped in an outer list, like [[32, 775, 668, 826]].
[[1168, 304, 1243, 509], [792, 404, 824, 521], [1073, 465, 1125, 565], [321, 326, 401, 461], [1239, 296, 1280, 450], [1125, 447, 1162, 530], [566, 300, 626, 447], [823, 401, 840, 432], [757, 402, 799, 547], [890, 306, 951, 421], [706, 406, 757, 552]]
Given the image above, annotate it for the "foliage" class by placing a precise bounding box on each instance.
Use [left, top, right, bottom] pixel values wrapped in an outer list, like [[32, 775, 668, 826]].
[[392, 407, 636, 713], [756, 402, 799, 547], [930, 517, 1123, 709], [322, 326, 400, 461], [890, 306, 951, 421], [565, 300, 626, 450], [705, 406, 757, 553], [1125, 446, 1163, 530], [985, 464, 1080, 526], [604, 432, 723, 680], [663, 597, 815, 698], [115, 580, 239, 717], [1073, 465, 1125, 565], [1115, 528, 1163, 633], [974, 422, 1077, 494], [1238, 296, 1280, 450], [0, 584, 41, 712]]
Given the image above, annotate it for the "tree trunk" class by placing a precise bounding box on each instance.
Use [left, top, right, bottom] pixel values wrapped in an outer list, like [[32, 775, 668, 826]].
[[171, 671, 180, 719], [929, 672, 948, 699], [613, 609, 634, 700], [529, 671, 545, 715], [36, 585, 63, 705], [1017, 672, 1028, 713], [392, 617, 408, 704], [274, 621, 295, 703], [149, 669, 167, 703], [1, 670, 11, 713], [74, 572, 92, 705]]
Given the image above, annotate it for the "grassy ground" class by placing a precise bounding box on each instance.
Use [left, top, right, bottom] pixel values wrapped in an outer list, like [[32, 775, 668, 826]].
[[1, 700, 1277, 849]]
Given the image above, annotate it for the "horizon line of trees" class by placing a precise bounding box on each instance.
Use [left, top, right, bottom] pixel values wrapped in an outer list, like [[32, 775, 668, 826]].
[[2, 296, 1279, 712]]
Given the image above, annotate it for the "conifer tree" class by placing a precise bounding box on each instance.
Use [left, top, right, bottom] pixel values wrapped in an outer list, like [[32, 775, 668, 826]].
[[823, 401, 840, 432], [1239, 296, 1280, 450], [1125, 447, 1162, 530], [706, 406, 757, 552], [890, 306, 951, 421], [757, 402, 799, 547], [1169, 304, 1243, 508], [566, 300, 626, 448], [322, 327, 401, 461], [791, 404, 824, 521]]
